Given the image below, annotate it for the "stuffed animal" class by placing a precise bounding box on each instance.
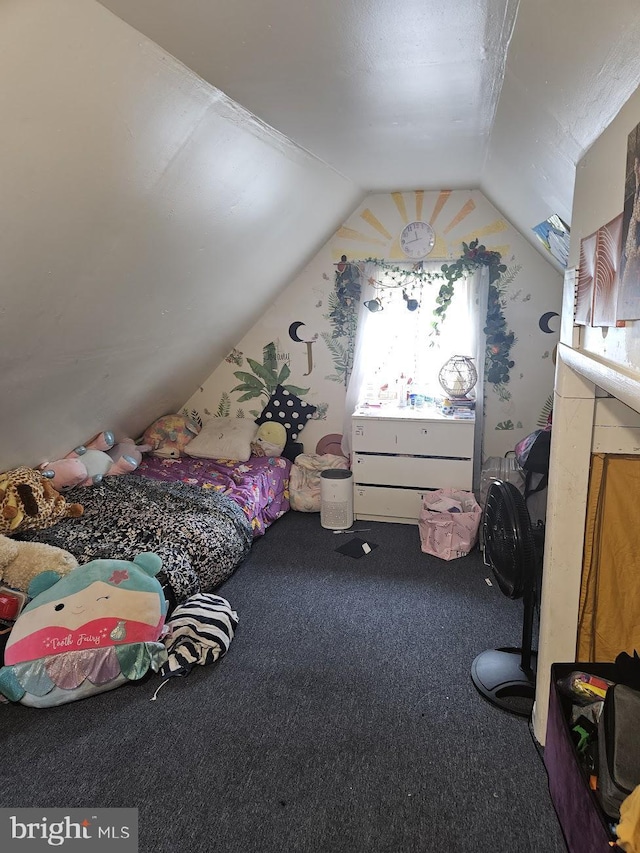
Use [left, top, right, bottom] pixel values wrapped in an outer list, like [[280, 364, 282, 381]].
[[106, 439, 152, 475], [39, 457, 88, 491], [68, 431, 115, 457], [77, 449, 113, 483], [142, 415, 201, 459], [250, 422, 287, 457], [0, 534, 78, 593], [0, 467, 83, 536], [0, 552, 168, 707], [41, 450, 112, 489], [65, 431, 117, 485], [41, 431, 142, 489]]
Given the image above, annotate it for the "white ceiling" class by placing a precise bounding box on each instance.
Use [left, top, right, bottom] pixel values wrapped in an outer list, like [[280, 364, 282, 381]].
[[99, 0, 640, 261]]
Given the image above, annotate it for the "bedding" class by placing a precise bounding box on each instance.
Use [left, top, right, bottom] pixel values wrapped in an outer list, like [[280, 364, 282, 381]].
[[184, 416, 258, 462], [16, 475, 252, 606], [136, 454, 291, 537], [289, 453, 350, 512]]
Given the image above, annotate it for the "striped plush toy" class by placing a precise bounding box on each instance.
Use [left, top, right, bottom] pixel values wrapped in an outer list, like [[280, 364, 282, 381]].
[[160, 593, 238, 678]]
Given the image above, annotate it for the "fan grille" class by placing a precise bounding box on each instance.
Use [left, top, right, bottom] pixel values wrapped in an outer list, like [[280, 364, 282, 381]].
[[482, 480, 536, 599]]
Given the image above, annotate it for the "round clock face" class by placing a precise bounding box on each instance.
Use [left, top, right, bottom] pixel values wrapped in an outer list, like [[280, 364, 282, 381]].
[[400, 221, 436, 259]]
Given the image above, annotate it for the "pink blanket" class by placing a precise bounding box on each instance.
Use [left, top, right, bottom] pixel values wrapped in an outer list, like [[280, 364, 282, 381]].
[[137, 454, 291, 537]]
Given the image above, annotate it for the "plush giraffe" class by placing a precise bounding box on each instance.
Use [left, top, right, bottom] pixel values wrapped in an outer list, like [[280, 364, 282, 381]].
[[0, 467, 83, 536]]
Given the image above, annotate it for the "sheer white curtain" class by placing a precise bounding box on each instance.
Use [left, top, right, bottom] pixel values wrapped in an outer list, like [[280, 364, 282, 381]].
[[341, 261, 379, 457], [341, 261, 474, 458], [468, 265, 489, 491]]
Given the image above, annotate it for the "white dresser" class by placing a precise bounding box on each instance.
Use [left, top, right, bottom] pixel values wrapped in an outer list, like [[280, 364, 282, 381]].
[[352, 406, 475, 524]]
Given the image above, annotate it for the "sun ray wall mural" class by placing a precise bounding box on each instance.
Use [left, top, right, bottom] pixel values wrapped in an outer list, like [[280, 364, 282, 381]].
[[182, 189, 563, 459]]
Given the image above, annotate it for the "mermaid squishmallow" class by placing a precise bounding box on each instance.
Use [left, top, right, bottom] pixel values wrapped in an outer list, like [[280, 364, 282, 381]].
[[0, 553, 168, 707]]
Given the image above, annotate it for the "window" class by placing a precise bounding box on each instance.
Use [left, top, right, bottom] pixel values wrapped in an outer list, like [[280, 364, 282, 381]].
[[357, 264, 474, 405]]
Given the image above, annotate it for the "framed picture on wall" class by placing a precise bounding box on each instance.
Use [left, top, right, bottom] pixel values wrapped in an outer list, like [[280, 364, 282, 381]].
[[592, 213, 625, 327], [563, 266, 580, 346], [574, 231, 596, 325], [616, 120, 640, 320]]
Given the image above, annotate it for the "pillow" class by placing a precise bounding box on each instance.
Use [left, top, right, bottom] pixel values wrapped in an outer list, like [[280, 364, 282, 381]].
[[185, 416, 258, 462], [0, 553, 168, 707], [255, 385, 317, 442]]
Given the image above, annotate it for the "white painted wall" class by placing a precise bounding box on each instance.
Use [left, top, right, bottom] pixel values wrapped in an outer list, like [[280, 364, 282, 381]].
[[572, 88, 640, 367], [533, 85, 640, 743], [186, 189, 562, 460], [0, 0, 362, 472], [483, 1, 640, 256]]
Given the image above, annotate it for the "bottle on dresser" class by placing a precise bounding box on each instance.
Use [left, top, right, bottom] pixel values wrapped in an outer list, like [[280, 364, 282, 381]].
[[398, 374, 407, 408]]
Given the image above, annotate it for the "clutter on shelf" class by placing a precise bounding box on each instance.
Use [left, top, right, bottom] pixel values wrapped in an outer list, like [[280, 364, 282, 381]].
[[435, 395, 475, 418]]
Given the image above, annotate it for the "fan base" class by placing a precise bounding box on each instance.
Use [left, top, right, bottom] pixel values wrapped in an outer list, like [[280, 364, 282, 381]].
[[471, 647, 537, 718]]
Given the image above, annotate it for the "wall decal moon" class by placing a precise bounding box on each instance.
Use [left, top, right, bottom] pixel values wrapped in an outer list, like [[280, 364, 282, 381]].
[[538, 311, 560, 334], [289, 321, 306, 342]]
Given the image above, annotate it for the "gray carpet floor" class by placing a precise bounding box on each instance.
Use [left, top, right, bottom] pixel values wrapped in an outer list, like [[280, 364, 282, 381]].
[[0, 511, 567, 852]]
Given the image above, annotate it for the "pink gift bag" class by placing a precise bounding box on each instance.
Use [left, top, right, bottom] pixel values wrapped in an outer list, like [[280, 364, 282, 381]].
[[419, 488, 481, 560]]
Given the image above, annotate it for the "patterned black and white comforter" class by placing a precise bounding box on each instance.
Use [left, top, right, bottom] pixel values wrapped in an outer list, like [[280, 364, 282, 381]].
[[17, 475, 253, 605]]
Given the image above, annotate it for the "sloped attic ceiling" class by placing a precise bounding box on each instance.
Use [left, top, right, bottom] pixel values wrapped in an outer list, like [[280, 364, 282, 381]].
[[2, 0, 640, 473], [0, 0, 362, 472], [99, 0, 640, 260]]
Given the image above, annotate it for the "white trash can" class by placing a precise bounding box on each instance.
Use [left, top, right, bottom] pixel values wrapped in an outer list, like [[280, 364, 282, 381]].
[[320, 469, 354, 530]]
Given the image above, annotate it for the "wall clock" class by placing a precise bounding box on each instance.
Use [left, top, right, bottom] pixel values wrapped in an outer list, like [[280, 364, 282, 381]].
[[400, 221, 436, 259]]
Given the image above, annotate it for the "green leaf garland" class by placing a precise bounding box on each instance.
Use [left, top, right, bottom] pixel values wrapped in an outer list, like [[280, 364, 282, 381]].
[[437, 239, 515, 389], [359, 239, 516, 390]]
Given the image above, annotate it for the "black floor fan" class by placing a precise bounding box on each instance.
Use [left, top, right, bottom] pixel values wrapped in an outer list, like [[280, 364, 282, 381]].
[[471, 479, 544, 717]]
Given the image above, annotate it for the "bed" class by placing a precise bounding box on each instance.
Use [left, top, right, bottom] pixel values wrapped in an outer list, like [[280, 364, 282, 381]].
[[136, 454, 291, 538], [16, 454, 291, 608]]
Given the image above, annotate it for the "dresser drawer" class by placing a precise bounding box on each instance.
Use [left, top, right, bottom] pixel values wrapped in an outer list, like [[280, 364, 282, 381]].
[[352, 417, 473, 458], [352, 453, 473, 490], [354, 484, 426, 522]]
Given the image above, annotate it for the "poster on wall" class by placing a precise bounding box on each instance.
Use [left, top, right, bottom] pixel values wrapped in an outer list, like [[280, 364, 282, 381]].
[[592, 213, 625, 328], [574, 231, 596, 325], [616, 121, 640, 320]]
